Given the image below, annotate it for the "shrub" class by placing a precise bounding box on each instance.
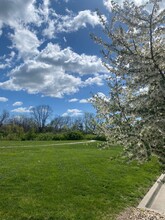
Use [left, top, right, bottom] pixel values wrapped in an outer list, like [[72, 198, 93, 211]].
[[84, 134, 106, 141], [95, 135, 106, 141], [22, 131, 37, 141], [84, 134, 97, 140], [34, 133, 54, 141], [52, 133, 66, 141], [1, 124, 24, 141], [65, 131, 84, 140]]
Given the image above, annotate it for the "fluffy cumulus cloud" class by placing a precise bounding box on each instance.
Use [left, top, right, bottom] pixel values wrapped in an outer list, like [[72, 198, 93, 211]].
[[0, 43, 107, 98], [0, 97, 8, 102], [0, 61, 81, 98], [38, 43, 105, 75], [0, 0, 103, 61], [13, 101, 23, 106], [103, 0, 113, 11], [79, 99, 89, 103], [84, 74, 107, 86], [11, 28, 40, 59], [62, 109, 83, 117], [0, 0, 42, 64], [57, 10, 101, 32], [0, 0, 40, 28], [11, 106, 33, 113], [0, 0, 101, 35], [0, 0, 108, 99], [43, 10, 102, 38]]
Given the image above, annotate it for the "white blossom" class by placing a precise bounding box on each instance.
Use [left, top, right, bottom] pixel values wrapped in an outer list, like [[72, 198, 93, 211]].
[[91, 0, 165, 166]]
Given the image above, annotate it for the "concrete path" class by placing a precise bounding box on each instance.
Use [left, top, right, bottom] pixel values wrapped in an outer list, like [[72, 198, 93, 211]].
[[138, 174, 165, 215], [0, 140, 96, 149], [150, 179, 165, 213]]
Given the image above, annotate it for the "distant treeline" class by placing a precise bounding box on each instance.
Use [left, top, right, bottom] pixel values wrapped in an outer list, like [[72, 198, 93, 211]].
[[0, 106, 105, 141]]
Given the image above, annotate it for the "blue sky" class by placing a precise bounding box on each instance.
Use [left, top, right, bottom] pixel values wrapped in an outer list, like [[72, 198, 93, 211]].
[[0, 0, 161, 118], [0, 0, 112, 118]]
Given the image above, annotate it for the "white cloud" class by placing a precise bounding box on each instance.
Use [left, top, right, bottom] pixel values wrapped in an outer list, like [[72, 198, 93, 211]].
[[11, 106, 33, 113], [83, 73, 108, 86], [0, 0, 40, 28], [0, 51, 16, 69], [13, 101, 23, 106], [43, 20, 56, 39], [68, 98, 89, 103], [42, 0, 50, 19], [0, 1, 108, 99], [0, 60, 82, 98], [84, 76, 104, 86], [0, 97, 8, 102], [0, 43, 107, 98], [0, 1, 105, 74], [0, 1, 42, 63], [0, 64, 7, 69], [62, 109, 83, 117], [57, 10, 101, 32], [69, 98, 79, 102], [38, 43, 106, 75], [1, 0, 102, 42], [103, 0, 113, 11], [43, 10, 103, 38], [79, 99, 89, 103], [11, 28, 40, 59]]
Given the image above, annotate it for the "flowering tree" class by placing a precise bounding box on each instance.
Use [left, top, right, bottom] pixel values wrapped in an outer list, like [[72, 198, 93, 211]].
[[91, 0, 165, 166]]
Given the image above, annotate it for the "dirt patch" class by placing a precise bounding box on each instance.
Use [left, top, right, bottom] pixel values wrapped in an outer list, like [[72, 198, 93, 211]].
[[116, 207, 165, 220]]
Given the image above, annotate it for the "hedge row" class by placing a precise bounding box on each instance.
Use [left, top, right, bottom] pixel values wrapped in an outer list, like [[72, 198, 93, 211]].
[[0, 130, 106, 141]]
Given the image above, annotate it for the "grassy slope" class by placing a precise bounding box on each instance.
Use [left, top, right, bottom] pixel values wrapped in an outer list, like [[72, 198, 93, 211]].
[[0, 141, 161, 220]]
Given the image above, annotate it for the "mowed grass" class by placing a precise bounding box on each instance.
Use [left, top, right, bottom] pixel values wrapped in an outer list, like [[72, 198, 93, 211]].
[[0, 141, 161, 220]]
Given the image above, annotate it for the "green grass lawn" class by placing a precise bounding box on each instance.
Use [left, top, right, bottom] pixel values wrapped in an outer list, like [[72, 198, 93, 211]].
[[0, 141, 161, 220]]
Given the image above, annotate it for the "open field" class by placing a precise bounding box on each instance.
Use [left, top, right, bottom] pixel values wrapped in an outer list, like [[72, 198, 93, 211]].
[[0, 141, 161, 220]]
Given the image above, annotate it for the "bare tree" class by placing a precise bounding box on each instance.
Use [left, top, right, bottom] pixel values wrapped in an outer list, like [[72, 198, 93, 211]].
[[83, 112, 96, 134], [9, 115, 36, 132], [0, 110, 9, 127], [50, 116, 72, 132], [31, 105, 52, 132], [72, 117, 84, 131]]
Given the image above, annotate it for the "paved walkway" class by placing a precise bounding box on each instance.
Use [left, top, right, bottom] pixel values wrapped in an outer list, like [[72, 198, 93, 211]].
[[0, 140, 96, 149], [138, 174, 165, 215], [150, 179, 165, 213]]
